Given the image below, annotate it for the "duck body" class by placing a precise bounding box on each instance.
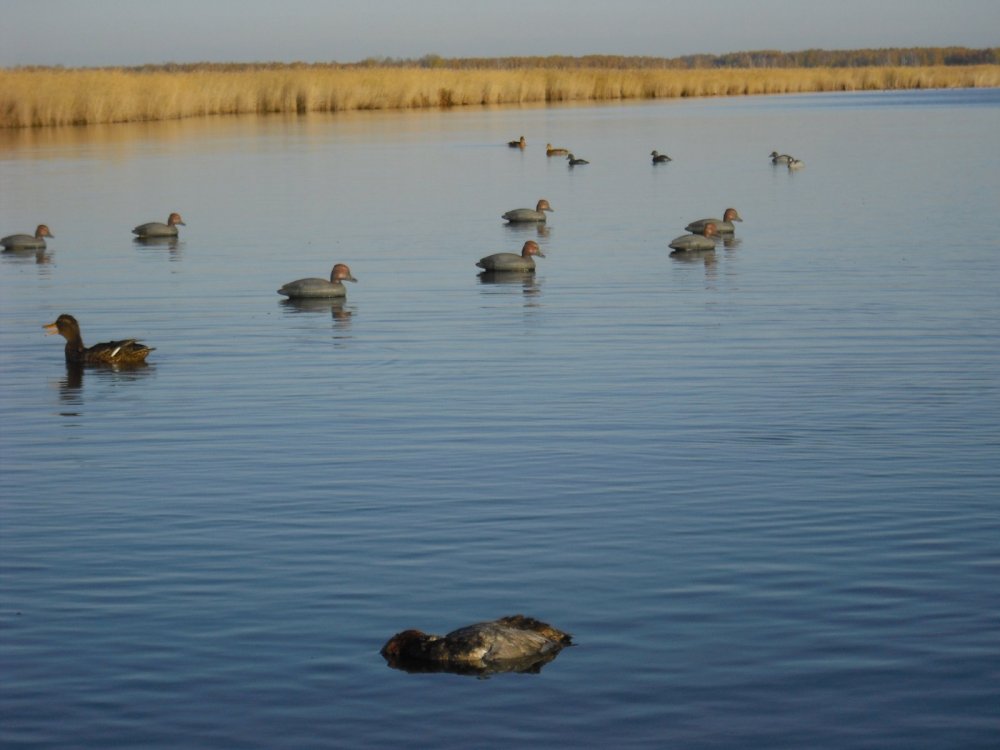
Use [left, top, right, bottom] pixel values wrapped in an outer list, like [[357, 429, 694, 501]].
[[132, 212, 185, 238], [477, 241, 544, 272], [2, 224, 53, 250], [508, 136, 526, 148], [670, 222, 718, 252], [381, 615, 572, 671], [502, 199, 553, 223], [278, 263, 357, 298], [787, 158, 805, 170], [567, 153, 589, 165], [44, 314, 154, 365], [546, 143, 569, 156], [685, 208, 742, 235], [769, 151, 793, 164], [651, 150, 672, 163]]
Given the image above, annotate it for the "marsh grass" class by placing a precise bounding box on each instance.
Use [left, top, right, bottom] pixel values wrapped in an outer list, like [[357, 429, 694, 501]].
[[2, 65, 997, 127]]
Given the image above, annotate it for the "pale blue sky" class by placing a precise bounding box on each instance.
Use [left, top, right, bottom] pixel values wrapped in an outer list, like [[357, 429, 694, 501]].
[[2, 0, 997, 68]]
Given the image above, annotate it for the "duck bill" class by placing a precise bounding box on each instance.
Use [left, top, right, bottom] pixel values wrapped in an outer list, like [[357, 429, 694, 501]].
[[43, 321, 59, 335]]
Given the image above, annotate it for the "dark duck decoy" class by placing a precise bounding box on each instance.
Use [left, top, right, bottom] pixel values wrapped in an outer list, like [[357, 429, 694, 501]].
[[132, 212, 185, 238], [476, 240, 545, 272], [278, 263, 357, 298], [2, 224, 54, 250], [685, 207, 743, 235], [769, 151, 793, 164], [44, 314, 154, 365], [651, 150, 672, 163], [566, 153, 589, 166], [508, 135, 526, 148], [502, 199, 554, 223], [381, 615, 572, 675], [670, 222, 719, 252]]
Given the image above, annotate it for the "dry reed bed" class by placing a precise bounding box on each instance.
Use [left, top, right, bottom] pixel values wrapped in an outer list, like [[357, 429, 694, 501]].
[[2, 65, 997, 128]]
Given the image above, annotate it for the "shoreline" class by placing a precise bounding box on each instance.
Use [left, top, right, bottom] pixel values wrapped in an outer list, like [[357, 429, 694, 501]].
[[2, 64, 998, 128]]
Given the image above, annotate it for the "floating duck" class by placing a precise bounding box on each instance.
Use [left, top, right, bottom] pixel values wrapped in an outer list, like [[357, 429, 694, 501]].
[[277, 263, 357, 298], [502, 199, 554, 223], [476, 240, 545, 272], [508, 136, 526, 148], [651, 150, 672, 163], [787, 158, 805, 170], [44, 314, 154, 365], [685, 208, 743, 234], [381, 615, 572, 675], [669, 222, 718, 252], [566, 153, 589, 166], [769, 151, 793, 164], [546, 143, 569, 156], [2, 224, 54, 250], [132, 213, 185, 238]]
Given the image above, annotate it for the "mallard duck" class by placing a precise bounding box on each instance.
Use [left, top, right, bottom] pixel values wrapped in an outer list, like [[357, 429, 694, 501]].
[[669, 222, 718, 252], [566, 153, 589, 166], [508, 136, 526, 148], [651, 150, 672, 163], [132, 212, 185, 238], [685, 208, 743, 234], [502, 199, 554, 223], [476, 240, 545, 272], [546, 143, 569, 156], [2, 224, 54, 250], [381, 615, 572, 673], [277, 263, 357, 298], [44, 314, 154, 365]]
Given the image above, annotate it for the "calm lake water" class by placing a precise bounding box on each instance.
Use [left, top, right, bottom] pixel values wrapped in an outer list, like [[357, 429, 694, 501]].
[[2, 88, 999, 749]]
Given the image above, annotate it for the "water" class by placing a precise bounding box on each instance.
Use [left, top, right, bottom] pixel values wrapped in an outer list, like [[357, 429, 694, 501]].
[[2, 89, 999, 749]]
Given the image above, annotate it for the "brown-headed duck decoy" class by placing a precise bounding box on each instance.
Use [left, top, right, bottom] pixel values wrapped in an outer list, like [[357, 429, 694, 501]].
[[546, 143, 569, 156], [278, 263, 357, 298], [2, 224, 54, 251], [476, 240, 545, 272], [685, 208, 743, 234], [44, 314, 154, 365], [502, 199, 554, 223], [787, 157, 805, 170], [769, 151, 793, 164], [132, 212, 185, 238], [381, 615, 572, 675], [651, 150, 672, 163], [508, 136, 526, 148], [669, 222, 719, 252], [566, 153, 589, 166]]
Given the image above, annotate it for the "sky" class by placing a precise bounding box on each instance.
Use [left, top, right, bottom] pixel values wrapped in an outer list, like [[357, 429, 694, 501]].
[[2, 0, 997, 68]]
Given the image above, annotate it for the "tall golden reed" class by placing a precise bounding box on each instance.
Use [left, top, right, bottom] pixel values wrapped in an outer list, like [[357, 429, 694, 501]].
[[2, 65, 997, 128]]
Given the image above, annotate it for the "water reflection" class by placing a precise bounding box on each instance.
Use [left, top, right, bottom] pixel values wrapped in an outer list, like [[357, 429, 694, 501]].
[[382, 649, 565, 679], [133, 236, 182, 258], [54, 362, 155, 408], [2, 247, 54, 266], [477, 270, 542, 302], [502, 222, 550, 239], [279, 297, 354, 324]]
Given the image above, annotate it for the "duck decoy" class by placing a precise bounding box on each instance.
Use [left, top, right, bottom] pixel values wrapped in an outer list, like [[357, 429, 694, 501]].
[[787, 158, 805, 170], [502, 199, 553, 223], [476, 240, 545, 272], [132, 212, 185, 238], [277, 263, 357, 298], [566, 153, 589, 166], [381, 615, 572, 675], [651, 150, 672, 163], [508, 136, 526, 148], [769, 151, 793, 164], [546, 143, 569, 156], [669, 222, 718, 252], [44, 314, 154, 365], [685, 208, 743, 234], [2, 224, 54, 251]]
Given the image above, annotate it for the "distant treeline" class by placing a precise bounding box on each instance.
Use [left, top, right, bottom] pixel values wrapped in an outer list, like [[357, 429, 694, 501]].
[[9, 46, 996, 75]]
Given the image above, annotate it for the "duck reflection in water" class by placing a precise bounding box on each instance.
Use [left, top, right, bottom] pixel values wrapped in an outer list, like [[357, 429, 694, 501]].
[[133, 235, 181, 255], [381, 615, 572, 678], [279, 297, 354, 326]]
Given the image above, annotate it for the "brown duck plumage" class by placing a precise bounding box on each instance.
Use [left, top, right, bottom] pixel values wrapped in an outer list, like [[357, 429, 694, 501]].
[[44, 314, 154, 365]]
